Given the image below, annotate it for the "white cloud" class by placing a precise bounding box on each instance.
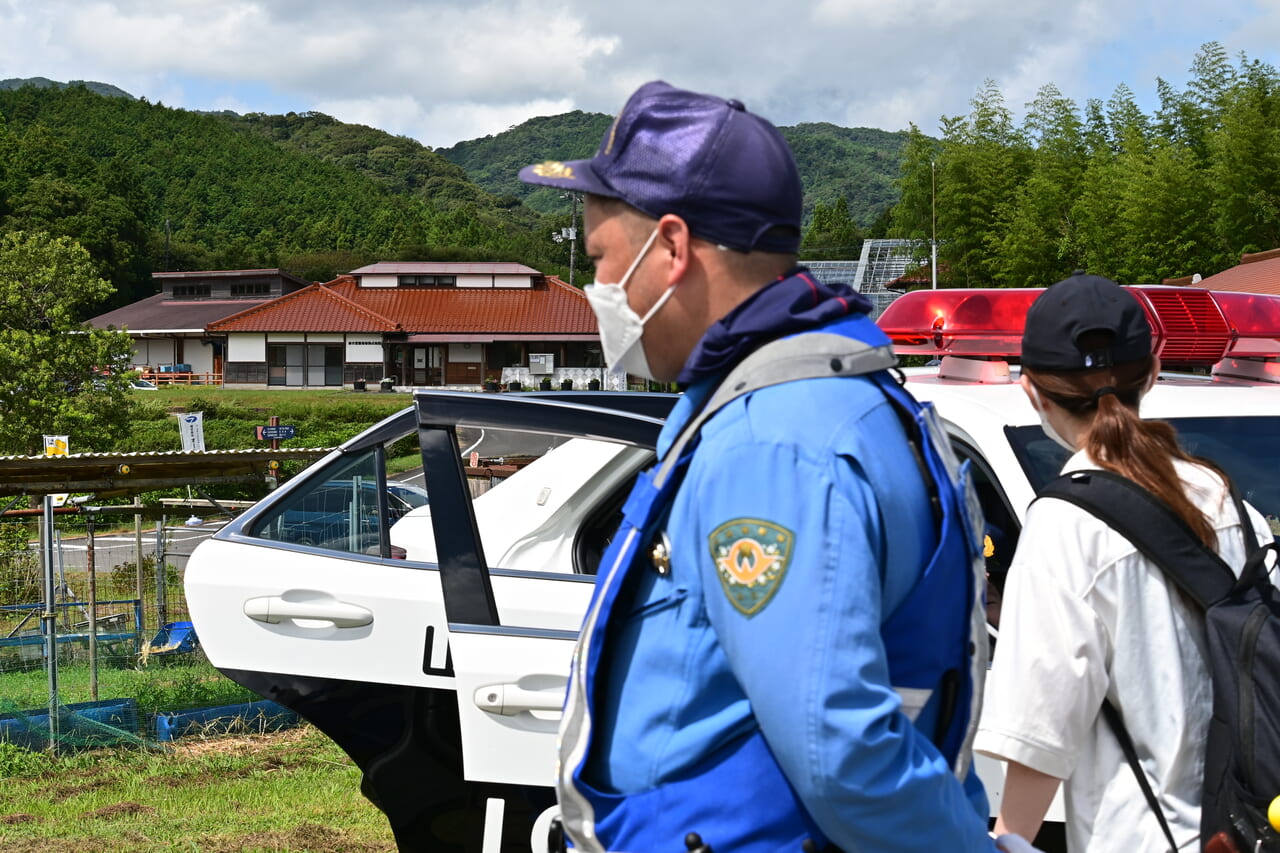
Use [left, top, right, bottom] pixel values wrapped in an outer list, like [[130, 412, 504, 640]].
[[0, 0, 1277, 149], [314, 94, 578, 149]]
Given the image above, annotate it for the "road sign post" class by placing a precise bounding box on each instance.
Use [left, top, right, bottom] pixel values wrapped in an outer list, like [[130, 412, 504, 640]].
[[255, 423, 297, 443]]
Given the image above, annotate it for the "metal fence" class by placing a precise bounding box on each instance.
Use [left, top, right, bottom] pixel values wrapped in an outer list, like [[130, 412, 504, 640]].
[[0, 503, 231, 751]]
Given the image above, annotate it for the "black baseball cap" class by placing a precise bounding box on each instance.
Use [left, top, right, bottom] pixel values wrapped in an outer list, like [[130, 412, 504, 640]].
[[1021, 272, 1153, 370], [518, 81, 803, 254]]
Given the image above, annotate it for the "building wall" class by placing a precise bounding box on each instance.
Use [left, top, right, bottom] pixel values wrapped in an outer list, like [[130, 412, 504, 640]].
[[345, 335, 384, 363], [457, 274, 532, 288], [228, 334, 267, 362], [132, 339, 177, 367], [360, 273, 533, 289]]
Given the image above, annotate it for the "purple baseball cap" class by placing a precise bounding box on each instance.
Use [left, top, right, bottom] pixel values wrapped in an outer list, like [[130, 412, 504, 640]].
[[518, 81, 803, 254]]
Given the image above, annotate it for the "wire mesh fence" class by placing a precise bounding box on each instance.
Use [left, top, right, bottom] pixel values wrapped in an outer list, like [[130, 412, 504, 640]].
[[0, 513, 271, 752]]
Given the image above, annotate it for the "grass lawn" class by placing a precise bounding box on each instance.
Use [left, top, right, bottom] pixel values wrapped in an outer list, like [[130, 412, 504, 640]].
[[143, 384, 415, 409], [0, 726, 395, 852], [0, 657, 255, 720]]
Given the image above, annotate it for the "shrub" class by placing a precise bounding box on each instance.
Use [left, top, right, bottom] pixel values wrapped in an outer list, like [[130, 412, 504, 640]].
[[0, 523, 40, 607], [109, 554, 179, 599]]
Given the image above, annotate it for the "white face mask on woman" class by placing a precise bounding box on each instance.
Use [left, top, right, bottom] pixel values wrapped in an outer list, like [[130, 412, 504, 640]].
[[583, 228, 674, 381], [1027, 383, 1077, 453]]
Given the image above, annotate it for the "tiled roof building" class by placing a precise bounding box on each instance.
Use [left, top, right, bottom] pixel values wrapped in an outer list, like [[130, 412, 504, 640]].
[[88, 269, 313, 381], [1194, 248, 1280, 296], [91, 262, 602, 390]]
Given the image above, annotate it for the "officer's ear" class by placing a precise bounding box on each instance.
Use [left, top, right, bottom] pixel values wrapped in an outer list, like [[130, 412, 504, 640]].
[[655, 214, 692, 287]]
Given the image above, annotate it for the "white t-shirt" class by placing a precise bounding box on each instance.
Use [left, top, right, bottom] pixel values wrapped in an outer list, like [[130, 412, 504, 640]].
[[975, 452, 1274, 852]]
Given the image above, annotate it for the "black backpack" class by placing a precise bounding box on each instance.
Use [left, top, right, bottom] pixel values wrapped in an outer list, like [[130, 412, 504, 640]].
[[1037, 468, 1280, 853]]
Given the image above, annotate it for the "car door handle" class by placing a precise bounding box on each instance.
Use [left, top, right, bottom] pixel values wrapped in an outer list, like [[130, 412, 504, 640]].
[[473, 684, 565, 716], [243, 595, 373, 628]]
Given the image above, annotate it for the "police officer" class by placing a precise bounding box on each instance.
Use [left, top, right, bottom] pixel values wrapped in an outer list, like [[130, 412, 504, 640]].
[[520, 81, 1033, 853]]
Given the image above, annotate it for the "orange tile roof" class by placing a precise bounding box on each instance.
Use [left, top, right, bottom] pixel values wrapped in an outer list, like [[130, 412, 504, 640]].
[[208, 281, 399, 332], [1194, 249, 1280, 296], [209, 275, 597, 335]]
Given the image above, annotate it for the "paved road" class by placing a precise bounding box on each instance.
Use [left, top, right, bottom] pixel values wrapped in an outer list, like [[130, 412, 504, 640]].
[[36, 522, 224, 578]]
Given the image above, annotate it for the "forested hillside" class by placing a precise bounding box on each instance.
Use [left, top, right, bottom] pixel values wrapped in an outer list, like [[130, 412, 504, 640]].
[[0, 85, 564, 313], [891, 42, 1280, 287], [438, 111, 911, 228], [438, 111, 615, 215]]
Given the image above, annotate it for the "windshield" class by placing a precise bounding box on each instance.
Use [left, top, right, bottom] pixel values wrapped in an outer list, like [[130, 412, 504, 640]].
[[1007, 417, 1280, 537]]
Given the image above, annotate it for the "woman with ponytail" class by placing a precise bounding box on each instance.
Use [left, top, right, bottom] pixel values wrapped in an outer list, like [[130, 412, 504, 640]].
[[974, 274, 1273, 852]]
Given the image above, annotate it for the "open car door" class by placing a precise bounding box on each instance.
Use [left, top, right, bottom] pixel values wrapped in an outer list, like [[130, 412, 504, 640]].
[[414, 391, 666, 850], [188, 390, 668, 853]]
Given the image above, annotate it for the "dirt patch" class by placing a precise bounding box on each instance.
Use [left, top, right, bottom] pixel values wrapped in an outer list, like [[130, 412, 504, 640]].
[[0, 813, 39, 824], [46, 777, 113, 804], [198, 821, 394, 853], [83, 801, 157, 819]]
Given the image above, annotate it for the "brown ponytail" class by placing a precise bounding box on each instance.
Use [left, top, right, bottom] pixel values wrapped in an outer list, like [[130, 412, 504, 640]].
[[1024, 352, 1223, 549]]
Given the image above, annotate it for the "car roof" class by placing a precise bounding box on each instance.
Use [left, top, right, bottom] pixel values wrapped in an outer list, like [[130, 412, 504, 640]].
[[901, 362, 1280, 515]]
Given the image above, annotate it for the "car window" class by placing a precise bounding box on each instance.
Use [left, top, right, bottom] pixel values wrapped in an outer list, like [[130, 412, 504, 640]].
[[249, 445, 414, 556], [1006, 416, 1280, 537], [391, 422, 653, 574]]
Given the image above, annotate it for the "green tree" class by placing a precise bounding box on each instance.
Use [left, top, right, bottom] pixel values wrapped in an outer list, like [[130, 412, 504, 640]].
[[889, 123, 940, 245], [1115, 140, 1213, 281], [1209, 57, 1280, 257], [801, 196, 863, 260], [935, 80, 1031, 286], [988, 85, 1088, 286], [0, 231, 135, 456]]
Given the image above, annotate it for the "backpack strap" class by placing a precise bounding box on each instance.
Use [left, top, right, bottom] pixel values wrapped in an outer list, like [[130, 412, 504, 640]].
[[1034, 467, 1248, 853], [1098, 699, 1180, 853], [1035, 468, 1237, 609]]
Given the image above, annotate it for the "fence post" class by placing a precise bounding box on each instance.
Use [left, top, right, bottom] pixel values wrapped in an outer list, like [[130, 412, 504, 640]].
[[87, 513, 98, 702], [134, 496, 145, 644], [41, 496, 59, 750], [155, 519, 167, 629]]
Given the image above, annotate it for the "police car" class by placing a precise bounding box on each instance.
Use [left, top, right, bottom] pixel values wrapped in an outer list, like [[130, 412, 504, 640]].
[[185, 286, 1280, 853]]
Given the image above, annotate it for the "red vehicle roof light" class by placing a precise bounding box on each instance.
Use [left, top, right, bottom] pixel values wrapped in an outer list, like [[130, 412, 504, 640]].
[[877, 286, 1280, 365], [1207, 291, 1280, 358], [1126, 287, 1230, 366], [876, 289, 1039, 357]]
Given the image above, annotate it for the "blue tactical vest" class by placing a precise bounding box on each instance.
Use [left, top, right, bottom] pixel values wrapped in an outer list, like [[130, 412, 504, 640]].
[[556, 323, 989, 853]]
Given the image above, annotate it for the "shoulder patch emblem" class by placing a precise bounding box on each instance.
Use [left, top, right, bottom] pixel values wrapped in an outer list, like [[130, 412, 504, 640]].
[[708, 518, 794, 617]]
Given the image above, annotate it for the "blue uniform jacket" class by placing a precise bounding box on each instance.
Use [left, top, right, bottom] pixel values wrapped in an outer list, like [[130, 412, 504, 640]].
[[571, 312, 994, 851]]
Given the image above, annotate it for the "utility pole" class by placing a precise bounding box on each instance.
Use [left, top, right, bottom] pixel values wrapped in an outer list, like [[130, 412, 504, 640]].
[[553, 193, 580, 288], [569, 192, 578, 289], [930, 161, 938, 290]]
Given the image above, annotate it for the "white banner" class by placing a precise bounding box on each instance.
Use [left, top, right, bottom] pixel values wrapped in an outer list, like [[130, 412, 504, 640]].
[[43, 435, 70, 506], [178, 412, 205, 452]]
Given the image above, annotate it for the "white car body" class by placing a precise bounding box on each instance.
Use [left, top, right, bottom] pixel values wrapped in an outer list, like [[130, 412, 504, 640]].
[[186, 287, 1280, 853]]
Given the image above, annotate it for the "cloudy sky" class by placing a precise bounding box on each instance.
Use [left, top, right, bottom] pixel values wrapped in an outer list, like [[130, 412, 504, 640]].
[[2, 0, 1278, 150]]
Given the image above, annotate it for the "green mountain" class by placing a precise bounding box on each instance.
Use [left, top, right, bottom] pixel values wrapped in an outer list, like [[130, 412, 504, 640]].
[[438, 112, 914, 227], [0, 83, 563, 312], [439, 111, 615, 215], [0, 78, 912, 318], [0, 77, 134, 99]]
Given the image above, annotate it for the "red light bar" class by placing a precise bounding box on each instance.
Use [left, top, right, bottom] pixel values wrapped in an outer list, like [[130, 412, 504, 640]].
[[876, 287, 1280, 364], [876, 289, 1041, 357], [1126, 287, 1230, 365], [1207, 291, 1280, 358]]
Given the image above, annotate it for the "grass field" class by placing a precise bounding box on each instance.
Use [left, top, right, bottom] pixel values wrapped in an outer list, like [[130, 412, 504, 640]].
[[0, 657, 255, 720], [0, 726, 396, 852]]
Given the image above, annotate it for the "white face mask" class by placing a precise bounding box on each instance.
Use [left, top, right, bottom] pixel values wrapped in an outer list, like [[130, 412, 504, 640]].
[[583, 228, 674, 381], [1028, 384, 1077, 453]]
